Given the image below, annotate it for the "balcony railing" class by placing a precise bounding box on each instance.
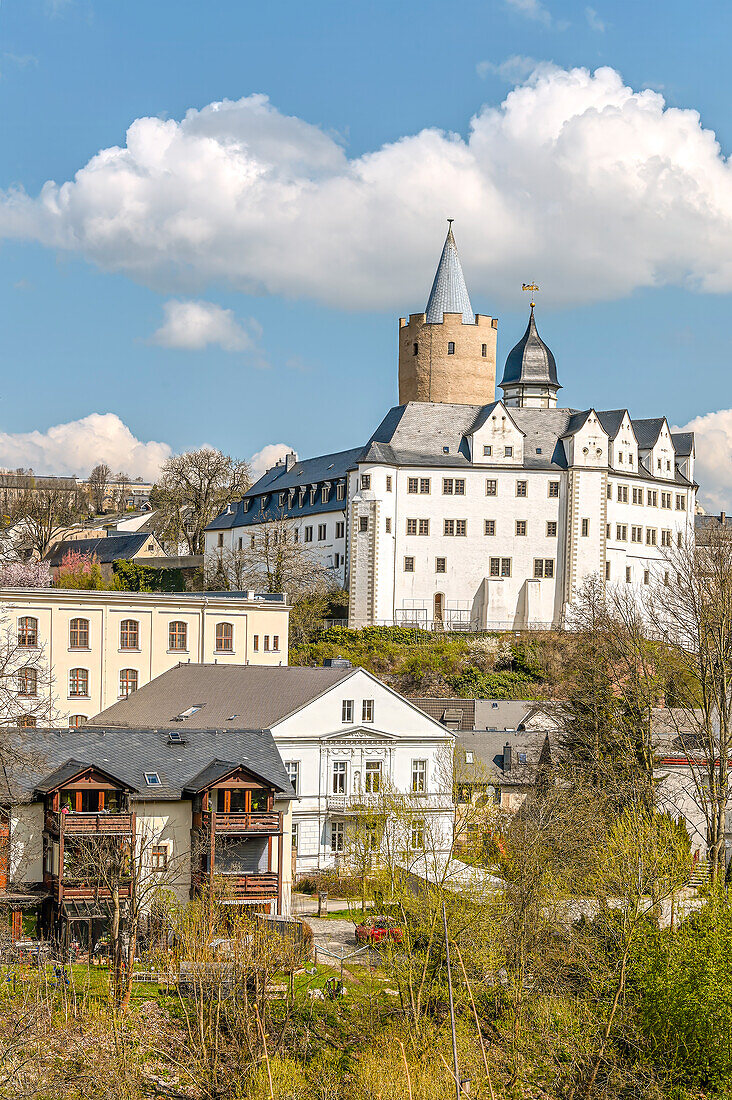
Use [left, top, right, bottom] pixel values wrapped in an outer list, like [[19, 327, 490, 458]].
[[49, 876, 133, 903], [217, 872, 279, 899], [45, 810, 135, 836], [201, 810, 280, 834]]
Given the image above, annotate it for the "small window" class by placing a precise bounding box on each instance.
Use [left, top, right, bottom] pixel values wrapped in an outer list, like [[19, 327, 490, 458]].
[[581, 518, 590, 537], [419, 519, 429, 536], [332, 761, 347, 794], [337, 483, 345, 501], [413, 342, 418, 355], [342, 699, 354, 723], [169, 621, 187, 651], [505, 446, 513, 458], [18, 668, 37, 697], [264, 635, 270, 651], [69, 618, 89, 649], [331, 821, 345, 852], [151, 845, 168, 871], [144, 772, 161, 787], [119, 668, 138, 697], [69, 668, 89, 697], [644, 569, 650, 585], [486, 479, 497, 497], [362, 699, 374, 722], [272, 635, 279, 652], [548, 481, 559, 498], [18, 616, 38, 648], [335, 521, 345, 538], [68, 715, 87, 728], [215, 622, 233, 652], [364, 759, 381, 792], [238, 537, 243, 551], [516, 481, 527, 497], [404, 556, 415, 572], [385, 517, 392, 533], [318, 524, 326, 541], [120, 619, 139, 650], [483, 445, 492, 457], [253, 634, 259, 652], [18, 715, 36, 728], [481, 344, 487, 357], [447, 341, 455, 354], [321, 486, 329, 503], [484, 520, 495, 536], [625, 566, 632, 583], [410, 819, 425, 850], [546, 521, 557, 537], [407, 518, 418, 536], [419, 478, 430, 494], [435, 557, 446, 573], [517, 753, 527, 765], [490, 557, 512, 577], [359, 517, 368, 533], [516, 520, 527, 536], [285, 761, 299, 794], [360, 474, 371, 490], [605, 561, 611, 580], [407, 477, 418, 494], [443, 478, 454, 495], [412, 759, 427, 793], [465, 750, 474, 764], [386, 476, 392, 491], [217, 533, 224, 548], [305, 526, 313, 542]]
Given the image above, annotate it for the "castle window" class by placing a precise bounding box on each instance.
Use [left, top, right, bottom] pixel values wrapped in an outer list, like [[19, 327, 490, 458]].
[[408, 477, 418, 493], [404, 557, 414, 572], [385, 518, 392, 533], [358, 517, 368, 533], [483, 445, 492, 457], [484, 520, 496, 536], [581, 518, 590, 537], [360, 474, 370, 490], [616, 524, 627, 541], [605, 562, 611, 580], [626, 566, 632, 583], [548, 482, 559, 498], [407, 519, 417, 535], [534, 559, 554, 579], [386, 476, 392, 491], [413, 342, 418, 355], [419, 519, 430, 535], [481, 344, 487, 357], [420, 478, 431, 494], [447, 342, 455, 355], [504, 446, 513, 457], [516, 520, 527, 536], [644, 569, 650, 584], [435, 557, 446, 573], [486, 479, 497, 496], [516, 481, 527, 497], [546, 521, 557, 537]]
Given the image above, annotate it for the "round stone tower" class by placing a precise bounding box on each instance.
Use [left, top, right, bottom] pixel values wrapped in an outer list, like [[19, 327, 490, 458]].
[[398, 222, 498, 406]]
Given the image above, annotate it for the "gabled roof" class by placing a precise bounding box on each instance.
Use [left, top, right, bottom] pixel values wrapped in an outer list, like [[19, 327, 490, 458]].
[[596, 410, 628, 439], [500, 308, 560, 390], [6, 724, 293, 801], [671, 431, 694, 457], [34, 757, 136, 795], [90, 663, 355, 731], [45, 532, 161, 566], [631, 417, 667, 450], [424, 224, 475, 324], [182, 758, 286, 795]]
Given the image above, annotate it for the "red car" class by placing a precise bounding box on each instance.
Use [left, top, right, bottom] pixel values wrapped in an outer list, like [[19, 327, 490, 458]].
[[355, 916, 404, 946]]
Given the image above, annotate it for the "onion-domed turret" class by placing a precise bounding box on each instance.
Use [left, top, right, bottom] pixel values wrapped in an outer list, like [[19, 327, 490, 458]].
[[500, 306, 561, 409]]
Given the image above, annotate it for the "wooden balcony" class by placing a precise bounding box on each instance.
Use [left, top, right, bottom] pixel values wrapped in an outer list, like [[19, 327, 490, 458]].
[[48, 876, 132, 904], [202, 810, 280, 835], [216, 872, 279, 899], [45, 811, 135, 836]]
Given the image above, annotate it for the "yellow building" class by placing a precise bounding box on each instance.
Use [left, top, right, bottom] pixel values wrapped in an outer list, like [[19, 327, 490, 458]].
[[0, 587, 289, 726]]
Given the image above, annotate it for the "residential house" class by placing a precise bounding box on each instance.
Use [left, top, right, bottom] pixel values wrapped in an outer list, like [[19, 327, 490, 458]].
[[90, 662, 456, 875]]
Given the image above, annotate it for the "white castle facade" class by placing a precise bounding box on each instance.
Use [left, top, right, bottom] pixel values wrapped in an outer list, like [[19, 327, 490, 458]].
[[206, 228, 696, 631]]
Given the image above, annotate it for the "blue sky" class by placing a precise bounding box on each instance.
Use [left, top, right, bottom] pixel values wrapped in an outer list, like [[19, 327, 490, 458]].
[[2, 0, 732, 505]]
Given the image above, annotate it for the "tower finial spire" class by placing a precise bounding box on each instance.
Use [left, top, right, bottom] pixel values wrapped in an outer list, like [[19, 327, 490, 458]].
[[424, 222, 474, 324], [522, 282, 540, 311]]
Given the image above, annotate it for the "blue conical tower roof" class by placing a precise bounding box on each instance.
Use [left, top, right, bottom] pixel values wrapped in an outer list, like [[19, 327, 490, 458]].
[[424, 222, 475, 324]]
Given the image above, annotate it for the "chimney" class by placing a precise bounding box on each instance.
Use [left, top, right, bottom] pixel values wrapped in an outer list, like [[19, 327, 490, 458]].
[[285, 452, 297, 472], [503, 742, 512, 772]]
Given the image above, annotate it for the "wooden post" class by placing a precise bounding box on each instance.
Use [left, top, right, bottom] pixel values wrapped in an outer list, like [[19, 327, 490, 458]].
[[277, 826, 284, 915]]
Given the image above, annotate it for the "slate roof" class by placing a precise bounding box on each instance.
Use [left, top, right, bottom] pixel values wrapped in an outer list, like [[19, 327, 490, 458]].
[[5, 724, 294, 802], [424, 224, 475, 324], [206, 447, 362, 531], [672, 432, 694, 456], [45, 532, 160, 566], [90, 662, 354, 731], [454, 728, 550, 787], [631, 418, 666, 450], [500, 309, 560, 390], [596, 410, 627, 439]]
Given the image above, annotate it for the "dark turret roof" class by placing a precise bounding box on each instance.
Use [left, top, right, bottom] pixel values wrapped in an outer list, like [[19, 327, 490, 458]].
[[500, 308, 560, 391]]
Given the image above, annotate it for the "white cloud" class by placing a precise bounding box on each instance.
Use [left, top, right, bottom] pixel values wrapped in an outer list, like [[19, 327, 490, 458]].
[[0, 413, 171, 480], [676, 408, 732, 512], [505, 0, 552, 25], [7, 70, 732, 308], [476, 55, 540, 83], [151, 299, 261, 354], [585, 6, 606, 31], [249, 443, 297, 480]]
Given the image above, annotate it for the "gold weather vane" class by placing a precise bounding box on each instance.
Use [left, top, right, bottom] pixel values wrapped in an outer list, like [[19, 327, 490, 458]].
[[522, 282, 540, 309]]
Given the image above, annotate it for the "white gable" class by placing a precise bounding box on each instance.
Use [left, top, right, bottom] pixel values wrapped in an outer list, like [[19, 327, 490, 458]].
[[469, 403, 524, 467], [271, 668, 453, 742]]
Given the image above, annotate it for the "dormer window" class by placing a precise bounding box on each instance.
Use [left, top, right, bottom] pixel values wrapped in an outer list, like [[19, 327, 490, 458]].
[[337, 483, 345, 501], [321, 486, 329, 503]]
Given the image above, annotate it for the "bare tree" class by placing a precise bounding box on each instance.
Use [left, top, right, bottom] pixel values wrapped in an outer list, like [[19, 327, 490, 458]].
[[152, 447, 251, 555], [88, 463, 112, 514], [0, 613, 59, 728], [207, 513, 331, 598], [645, 526, 732, 880], [10, 488, 88, 559]]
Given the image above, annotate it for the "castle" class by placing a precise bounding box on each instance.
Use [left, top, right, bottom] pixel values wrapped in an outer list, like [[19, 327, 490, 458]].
[[206, 225, 696, 630]]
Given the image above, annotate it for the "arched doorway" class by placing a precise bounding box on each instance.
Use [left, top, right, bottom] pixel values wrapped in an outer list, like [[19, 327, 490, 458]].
[[433, 592, 445, 628]]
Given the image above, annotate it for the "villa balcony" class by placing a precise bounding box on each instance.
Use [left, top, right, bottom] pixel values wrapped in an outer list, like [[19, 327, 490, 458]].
[[45, 811, 135, 837], [49, 876, 132, 904], [200, 810, 281, 835], [192, 870, 279, 902]]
